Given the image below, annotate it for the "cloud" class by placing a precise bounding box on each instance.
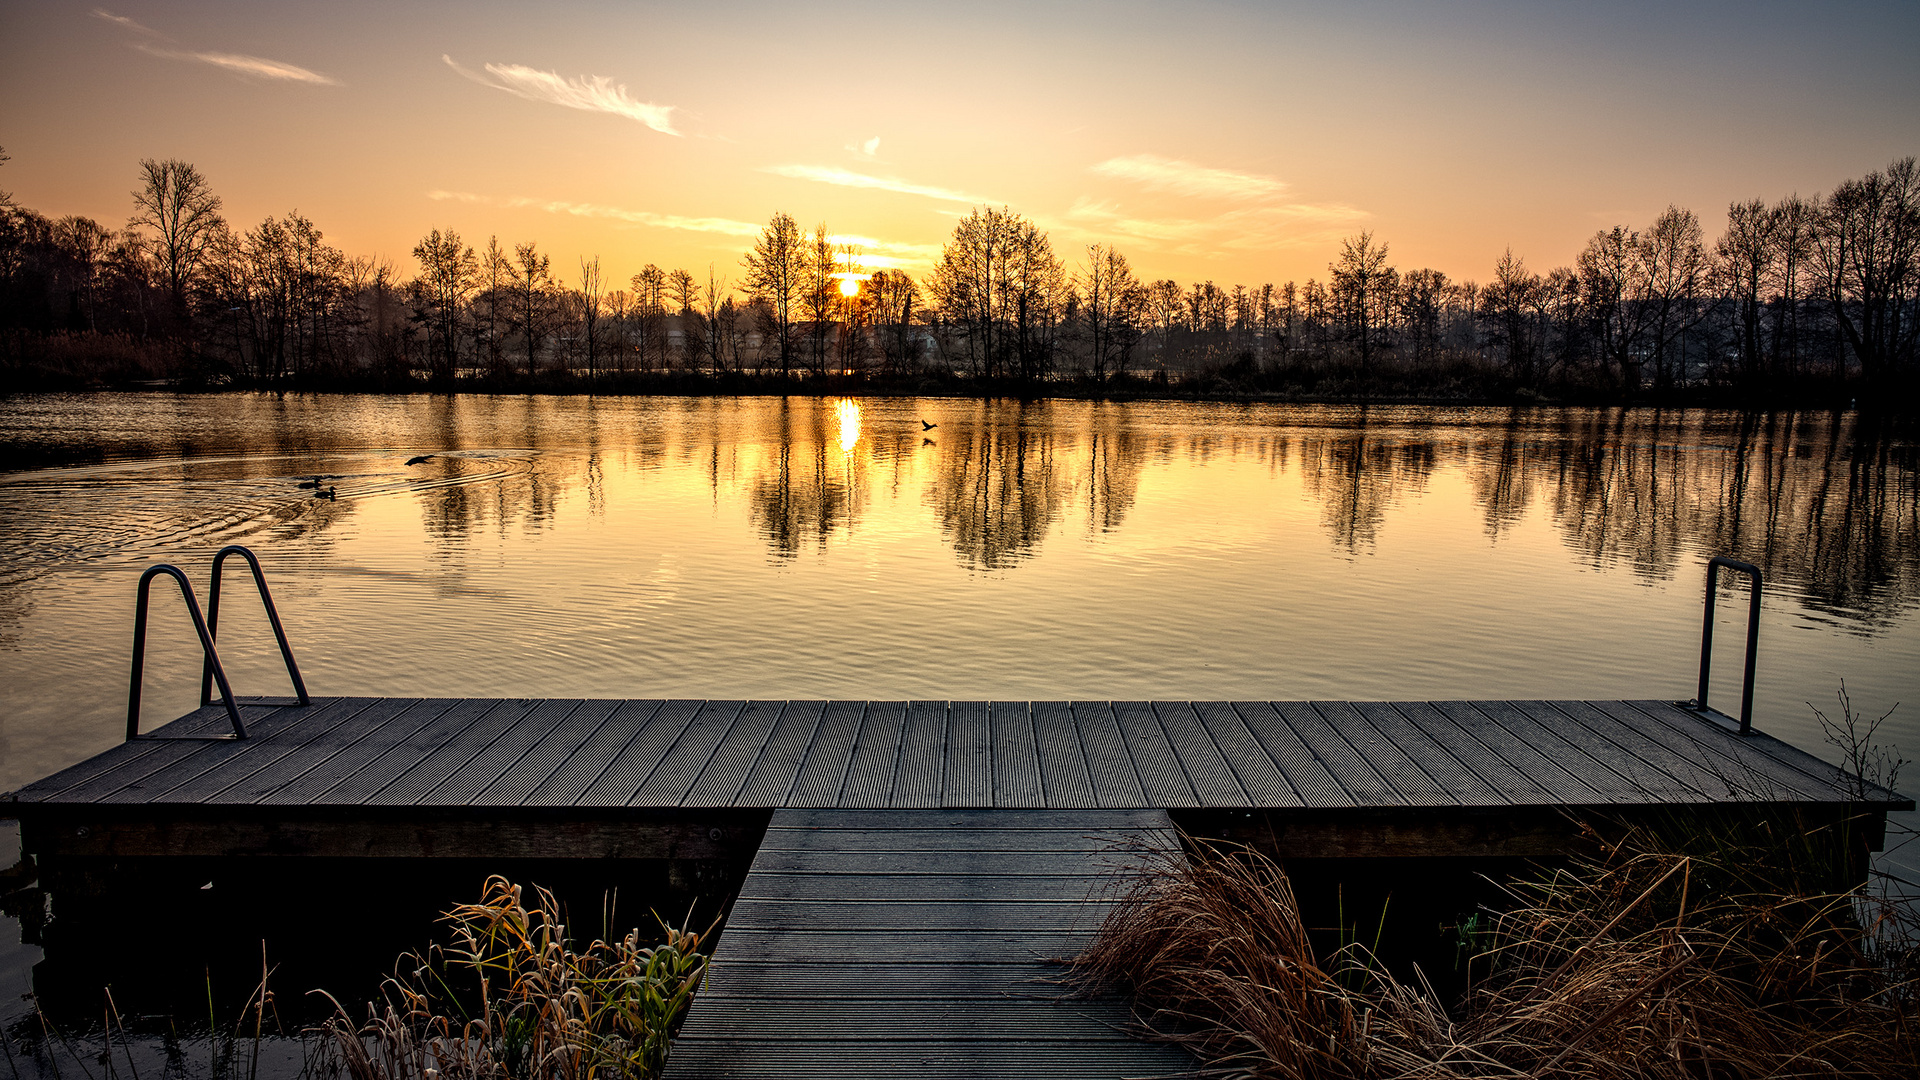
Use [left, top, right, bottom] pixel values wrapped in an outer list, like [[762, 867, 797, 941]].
[[763, 164, 988, 205], [828, 232, 943, 271], [845, 136, 881, 158], [1090, 154, 1288, 201], [443, 55, 678, 136], [427, 190, 759, 236], [96, 9, 338, 85]]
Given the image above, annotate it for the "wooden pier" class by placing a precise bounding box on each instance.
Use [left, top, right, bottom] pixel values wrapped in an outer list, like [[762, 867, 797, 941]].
[[6, 695, 1909, 1078]]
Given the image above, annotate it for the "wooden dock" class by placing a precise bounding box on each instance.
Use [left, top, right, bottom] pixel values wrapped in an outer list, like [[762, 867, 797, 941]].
[[665, 808, 1191, 1079], [7, 696, 1908, 1078]]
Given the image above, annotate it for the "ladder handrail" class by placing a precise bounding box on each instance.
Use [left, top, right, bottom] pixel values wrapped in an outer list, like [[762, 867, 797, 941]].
[[201, 544, 310, 708], [1695, 555, 1763, 735], [128, 564, 246, 740]]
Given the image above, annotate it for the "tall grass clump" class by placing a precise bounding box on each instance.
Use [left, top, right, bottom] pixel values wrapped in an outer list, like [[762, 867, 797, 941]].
[[318, 876, 710, 1080], [1074, 829, 1920, 1079]]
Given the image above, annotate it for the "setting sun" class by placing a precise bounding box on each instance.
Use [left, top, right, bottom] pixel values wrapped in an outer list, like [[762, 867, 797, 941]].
[[838, 276, 860, 298]]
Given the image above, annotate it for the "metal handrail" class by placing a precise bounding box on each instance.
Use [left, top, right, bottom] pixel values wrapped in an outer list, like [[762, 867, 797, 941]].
[[201, 545, 309, 708], [1694, 555, 1763, 735], [128, 564, 246, 741]]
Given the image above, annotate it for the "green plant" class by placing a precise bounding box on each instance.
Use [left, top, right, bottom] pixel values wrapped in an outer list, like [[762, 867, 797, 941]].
[[319, 876, 711, 1080]]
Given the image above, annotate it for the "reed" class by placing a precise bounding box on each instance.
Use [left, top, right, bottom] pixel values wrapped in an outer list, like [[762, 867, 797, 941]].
[[317, 876, 711, 1080], [1073, 829, 1920, 1079]]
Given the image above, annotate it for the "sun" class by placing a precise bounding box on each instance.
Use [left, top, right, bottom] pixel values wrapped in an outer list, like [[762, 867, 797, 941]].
[[838, 276, 860, 298]]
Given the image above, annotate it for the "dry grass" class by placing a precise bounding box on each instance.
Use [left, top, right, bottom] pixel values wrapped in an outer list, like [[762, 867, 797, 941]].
[[316, 876, 710, 1080], [1073, 831, 1920, 1079]]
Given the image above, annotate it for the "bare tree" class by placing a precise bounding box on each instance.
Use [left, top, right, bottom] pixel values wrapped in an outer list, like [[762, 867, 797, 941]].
[[1639, 206, 1709, 389], [1813, 157, 1919, 388], [667, 268, 699, 367], [742, 212, 805, 376], [800, 224, 840, 375], [129, 158, 224, 325], [511, 242, 551, 376], [1077, 243, 1146, 383], [868, 270, 921, 378], [1579, 226, 1651, 388], [1329, 231, 1396, 380], [579, 255, 603, 379], [480, 236, 510, 375], [630, 264, 666, 371], [410, 228, 477, 384]]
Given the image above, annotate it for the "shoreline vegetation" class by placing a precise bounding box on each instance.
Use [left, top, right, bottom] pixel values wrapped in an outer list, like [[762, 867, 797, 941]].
[[2, 151, 1915, 410]]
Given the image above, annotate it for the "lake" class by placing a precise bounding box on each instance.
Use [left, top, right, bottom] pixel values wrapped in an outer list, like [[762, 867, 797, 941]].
[[2, 393, 1917, 1046]]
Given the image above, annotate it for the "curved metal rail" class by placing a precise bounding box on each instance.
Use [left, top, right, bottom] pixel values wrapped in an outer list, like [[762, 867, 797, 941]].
[[200, 544, 309, 708], [1693, 555, 1763, 735], [127, 564, 246, 740]]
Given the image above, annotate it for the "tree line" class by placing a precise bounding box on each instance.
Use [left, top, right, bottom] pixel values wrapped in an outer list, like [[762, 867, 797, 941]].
[[2, 149, 1914, 404]]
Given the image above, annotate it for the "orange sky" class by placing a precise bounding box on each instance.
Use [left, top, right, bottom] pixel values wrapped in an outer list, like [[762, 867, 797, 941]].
[[3, 1, 1916, 293]]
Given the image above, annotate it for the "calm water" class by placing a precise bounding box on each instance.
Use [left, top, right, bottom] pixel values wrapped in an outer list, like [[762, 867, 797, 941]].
[[2, 394, 1918, 1041]]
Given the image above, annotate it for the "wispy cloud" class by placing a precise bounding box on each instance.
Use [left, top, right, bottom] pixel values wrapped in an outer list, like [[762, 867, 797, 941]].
[[95, 9, 338, 85], [427, 191, 759, 237], [829, 232, 943, 271], [845, 136, 882, 159], [443, 55, 678, 136], [1058, 194, 1366, 260], [764, 165, 988, 205], [1091, 154, 1288, 202]]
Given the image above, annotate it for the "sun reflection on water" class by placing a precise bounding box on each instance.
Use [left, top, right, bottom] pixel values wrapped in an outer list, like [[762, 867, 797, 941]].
[[835, 398, 862, 453]]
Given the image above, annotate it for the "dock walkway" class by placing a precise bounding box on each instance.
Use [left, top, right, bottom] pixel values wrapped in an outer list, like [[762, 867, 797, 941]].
[[665, 808, 1190, 1079], [9, 697, 1908, 1078]]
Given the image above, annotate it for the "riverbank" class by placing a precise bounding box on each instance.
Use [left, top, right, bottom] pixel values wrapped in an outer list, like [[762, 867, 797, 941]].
[[0, 360, 1894, 413]]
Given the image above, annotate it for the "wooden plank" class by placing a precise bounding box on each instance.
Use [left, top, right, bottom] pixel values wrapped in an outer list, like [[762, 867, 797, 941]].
[[578, 698, 703, 805], [412, 699, 586, 806], [1314, 700, 1454, 806], [1459, 699, 1660, 802], [1270, 700, 1397, 805], [629, 700, 748, 806], [1422, 700, 1600, 804], [45, 703, 314, 804], [891, 700, 948, 808], [1111, 700, 1197, 807], [765, 807, 1174, 832], [841, 701, 905, 808], [204, 698, 434, 806], [24, 812, 760, 860], [1154, 701, 1249, 806], [522, 699, 665, 806], [1538, 700, 1735, 800], [989, 701, 1044, 808], [12, 704, 243, 800], [360, 698, 544, 806], [472, 699, 623, 805], [94, 699, 375, 804], [1595, 700, 1837, 801], [270, 699, 504, 806], [1030, 701, 1095, 809], [682, 700, 787, 807], [723, 898, 1115, 932], [735, 700, 827, 807], [1627, 700, 1900, 803], [784, 700, 863, 808], [1229, 701, 1346, 807], [669, 806, 1188, 1080], [1071, 702, 1147, 808], [1189, 701, 1299, 807], [1353, 702, 1506, 806], [746, 848, 1138, 876], [943, 700, 991, 808]]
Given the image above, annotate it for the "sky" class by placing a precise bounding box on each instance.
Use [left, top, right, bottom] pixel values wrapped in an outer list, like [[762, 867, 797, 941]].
[[2, 0, 1917, 292]]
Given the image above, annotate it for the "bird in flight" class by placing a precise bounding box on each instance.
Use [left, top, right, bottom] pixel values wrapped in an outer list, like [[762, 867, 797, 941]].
[[921, 420, 937, 430], [405, 454, 434, 465]]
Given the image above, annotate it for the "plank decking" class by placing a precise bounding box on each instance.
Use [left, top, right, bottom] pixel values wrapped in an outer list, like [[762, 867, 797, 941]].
[[664, 808, 1192, 1079], [6, 697, 1901, 814]]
